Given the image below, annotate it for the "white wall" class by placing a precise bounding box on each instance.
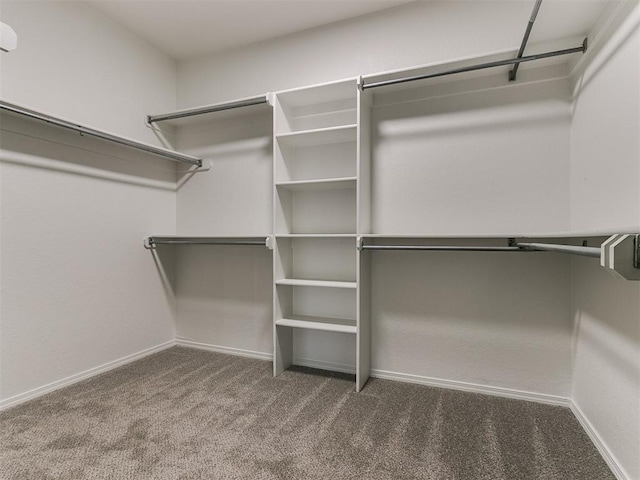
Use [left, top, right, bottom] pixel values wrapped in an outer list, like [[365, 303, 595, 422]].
[[0, 1, 178, 404], [172, 113, 273, 355], [371, 76, 572, 235], [571, 258, 640, 480], [570, 2, 640, 234], [177, 1, 537, 108], [174, 0, 578, 400], [0, 1, 176, 143], [570, 4, 640, 478], [372, 251, 573, 396]]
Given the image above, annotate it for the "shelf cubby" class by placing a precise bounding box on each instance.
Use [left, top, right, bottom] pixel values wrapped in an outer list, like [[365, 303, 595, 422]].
[[275, 133, 356, 183], [275, 186, 356, 235], [275, 284, 357, 326], [274, 236, 357, 283], [275, 80, 357, 134]]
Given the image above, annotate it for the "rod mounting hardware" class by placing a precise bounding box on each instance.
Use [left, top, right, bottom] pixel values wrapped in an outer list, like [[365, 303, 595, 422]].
[[509, 0, 542, 82], [601, 234, 640, 280]]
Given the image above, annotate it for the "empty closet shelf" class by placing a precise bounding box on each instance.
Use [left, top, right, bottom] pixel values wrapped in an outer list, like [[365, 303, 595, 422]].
[[276, 177, 356, 191], [276, 315, 357, 333], [144, 236, 270, 249], [146, 95, 270, 126], [276, 124, 357, 147], [0, 99, 203, 167], [276, 234, 357, 238], [275, 279, 357, 289]]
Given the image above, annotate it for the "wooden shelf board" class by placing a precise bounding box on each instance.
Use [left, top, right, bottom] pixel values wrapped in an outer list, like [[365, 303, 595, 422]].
[[276, 177, 356, 191], [276, 279, 357, 289], [276, 315, 357, 334], [275, 234, 357, 238]]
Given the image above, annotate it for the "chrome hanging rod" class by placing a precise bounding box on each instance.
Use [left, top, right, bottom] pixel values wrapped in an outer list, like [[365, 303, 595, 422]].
[[144, 236, 270, 249], [147, 95, 269, 124], [361, 245, 522, 252], [514, 242, 601, 258], [361, 38, 587, 90], [509, 0, 543, 81], [0, 100, 203, 167], [360, 239, 600, 258]]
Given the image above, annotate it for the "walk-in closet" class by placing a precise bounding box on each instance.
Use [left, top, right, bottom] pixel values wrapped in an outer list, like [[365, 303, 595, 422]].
[[1, 1, 638, 479]]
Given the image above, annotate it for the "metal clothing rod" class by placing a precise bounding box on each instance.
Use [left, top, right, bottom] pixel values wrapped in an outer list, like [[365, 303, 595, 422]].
[[509, 0, 543, 81], [361, 245, 522, 252], [147, 96, 269, 124], [360, 240, 601, 258], [145, 236, 269, 249], [361, 39, 587, 90], [514, 242, 601, 258], [0, 100, 203, 167]]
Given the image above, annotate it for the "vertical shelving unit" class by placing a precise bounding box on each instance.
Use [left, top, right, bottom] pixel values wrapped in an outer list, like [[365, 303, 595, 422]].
[[272, 78, 371, 391]]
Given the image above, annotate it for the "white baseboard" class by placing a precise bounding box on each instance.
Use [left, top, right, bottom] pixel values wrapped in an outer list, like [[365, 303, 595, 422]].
[[369, 369, 628, 478], [570, 401, 629, 480], [176, 339, 272, 361], [0, 340, 176, 411], [292, 357, 356, 375], [370, 368, 571, 407]]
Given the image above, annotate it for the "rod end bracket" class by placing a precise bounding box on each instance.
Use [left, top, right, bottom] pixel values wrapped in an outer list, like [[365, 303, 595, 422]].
[[602, 234, 640, 281], [143, 237, 156, 250]]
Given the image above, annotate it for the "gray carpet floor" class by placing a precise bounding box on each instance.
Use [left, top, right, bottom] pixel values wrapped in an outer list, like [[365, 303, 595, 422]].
[[1, 347, 614, 480]]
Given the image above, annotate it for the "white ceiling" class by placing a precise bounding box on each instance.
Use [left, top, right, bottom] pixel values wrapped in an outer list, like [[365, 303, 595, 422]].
[[86, 0, 609, 62], [86, 0, 415, 60]]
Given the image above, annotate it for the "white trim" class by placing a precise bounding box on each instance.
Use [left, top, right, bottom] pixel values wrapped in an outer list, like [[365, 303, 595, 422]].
[[0, 340, 176, 411], [176, 339, 272, 361], [370, 368, 571, 407], [292, 357, 356, 375], [570, 401, 629, 480]]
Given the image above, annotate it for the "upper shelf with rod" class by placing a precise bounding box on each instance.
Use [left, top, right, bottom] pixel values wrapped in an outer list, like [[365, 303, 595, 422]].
[[358, 235, 640, 281], [146, 94, 273, 128], [144, 236, 274, 250], [360, 0, 586, 93], [0, 99, 203, 168]]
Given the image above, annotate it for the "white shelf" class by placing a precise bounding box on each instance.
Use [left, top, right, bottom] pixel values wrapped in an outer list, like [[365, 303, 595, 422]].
[[276, 177, 356, 191], [361, 230, 634, 239], [276, 279, 357, 289], [276, 315, 357, 334], [276, 234, 357, 238], [276, 125, 357, 147], [147, 95, 271, 127]]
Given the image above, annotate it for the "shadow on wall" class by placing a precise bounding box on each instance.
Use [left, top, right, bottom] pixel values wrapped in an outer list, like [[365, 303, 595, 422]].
[[174, 112, 272, 192], [373, 76, 571, 140], [0, 113, 178, 189], [371, 250, 571, 327], [571, 256, 640, 387], [149, 245, 177, 317]]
